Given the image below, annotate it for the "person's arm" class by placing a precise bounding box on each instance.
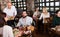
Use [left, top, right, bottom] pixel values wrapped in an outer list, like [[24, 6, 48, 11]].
[[16, 19, 21, 27], [28, 17, 33, 26], [39, 13, 43, 20], [33, 12, 36, 18], [8, 27, 14, 37], [3, 26, 14, 37], [31, 18, 33, 25], [31, 18, 35, 26], [3, 8, 6, 13], [48, 12, 50, 17], [13, 6, 17, 16]]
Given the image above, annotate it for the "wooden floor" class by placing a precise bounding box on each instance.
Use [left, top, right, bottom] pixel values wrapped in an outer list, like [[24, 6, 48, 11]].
[[32, 30, 49, 37]]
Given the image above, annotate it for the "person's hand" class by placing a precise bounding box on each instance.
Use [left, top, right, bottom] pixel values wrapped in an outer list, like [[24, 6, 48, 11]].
[[10, 16, 15, 20], [36, 18, 39, 20], [4, 17, 8, 22]]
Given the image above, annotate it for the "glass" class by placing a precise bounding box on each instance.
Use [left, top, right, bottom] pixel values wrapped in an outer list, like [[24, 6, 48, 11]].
[[43, 3, 45, 6], [50, 2, 54, 6], [12, 3, 15, 5], [50, 8, 54, 11], [40, 3, 42, 6], [23, 0, 26, 1], [14, 4, 16, 6], [14, 3, 16, 6], [18, 5, 20, 7], [40, 8, 42, 10], [40, 0, 42, 2], [55, 2, 59, 6], [24, 5, 26, 6], [18, 0, 20, 1], [21, 8, 23, 10], [18, 3, 20, 5], [50, 0, 54, 1], [42, 0, 44, 2], [46, 7, 49, 10], [20, 2, 23, 5], [55, 8, 59, 10], [23, 2, 26, 4], [21, 5, 23, 7], [19, 0, 22, 1], [24, 8, 26, 10], [46, 3, 49, 6], [15, 3, 16, 5], [46, 0, 49, 2]]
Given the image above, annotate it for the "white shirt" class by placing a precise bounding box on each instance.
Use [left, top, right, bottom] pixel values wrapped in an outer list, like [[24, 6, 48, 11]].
[[39, 12, 50, 23], [17, 16, 33, 27], [0, 27, 3, 35], [3, 6, 17, 17], [33, 12, 40, 17], [3, 25, 14, 37]]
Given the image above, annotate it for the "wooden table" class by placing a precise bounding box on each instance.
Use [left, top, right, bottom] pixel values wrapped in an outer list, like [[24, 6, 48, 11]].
[[13, 26, 35, 37], [48, 28, 60, 37]]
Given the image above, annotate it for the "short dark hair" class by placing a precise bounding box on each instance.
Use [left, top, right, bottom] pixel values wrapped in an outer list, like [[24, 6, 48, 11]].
[[0, 18, 5, 27], [0, 10, 6, 27], [34, 7, 39, 11], [0, 10, 6, 18], [21, 11, 27, 14], [55, 10, 60, 14]]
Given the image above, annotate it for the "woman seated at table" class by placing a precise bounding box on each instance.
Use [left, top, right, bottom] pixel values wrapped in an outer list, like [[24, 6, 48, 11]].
[[0, 11, 14, 37], [52, 10, 60, 27], [33, 7, 41, 21]]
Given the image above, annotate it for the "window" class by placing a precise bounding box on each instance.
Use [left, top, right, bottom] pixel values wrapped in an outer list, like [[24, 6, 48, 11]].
[[12, 3, 15, 5], [55, 8, 59, 11], [35, 0, 60, 12], [50, 2, 54, 6], [55, 2, 59, 6], [46, 7, 49, 10], [40, 7, 42, 10], [43, 3, 45, 6], [46, 0, 49, 2], [46, 3, 49, 6], [40, 0, 42, 2], [50, 0, 54, 1], [21, 8, 23, 10], [40, 3, 42, 6], [24, 8, 26, 10], [11, 0, 27, 11], [50, 8, 54, 11], [42, 0, 45, 2]]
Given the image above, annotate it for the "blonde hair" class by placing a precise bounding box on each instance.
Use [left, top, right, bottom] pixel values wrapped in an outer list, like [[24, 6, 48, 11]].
[[42, 7, 48, 15], [43, 7, 48, 13]]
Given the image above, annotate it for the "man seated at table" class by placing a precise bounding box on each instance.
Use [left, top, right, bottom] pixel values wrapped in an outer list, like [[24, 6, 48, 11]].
[[49, 10, 60, 37], [52, 10, 60, 27], [17, 11, 33, 27], [16, 11, 33, 37]]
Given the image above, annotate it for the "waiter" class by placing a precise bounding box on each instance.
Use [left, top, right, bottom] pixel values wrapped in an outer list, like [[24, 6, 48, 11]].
[[3, 2, 17, 27]]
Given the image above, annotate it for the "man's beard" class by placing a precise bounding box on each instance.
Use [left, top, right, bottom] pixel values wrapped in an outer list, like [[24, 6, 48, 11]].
[[23, 16, 27, 18]]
